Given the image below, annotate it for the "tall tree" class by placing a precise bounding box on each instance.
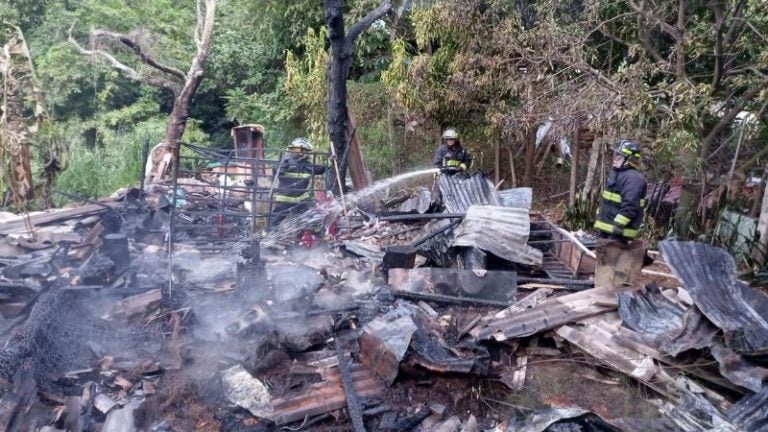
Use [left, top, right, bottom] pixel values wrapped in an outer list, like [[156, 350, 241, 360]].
[[0, 24, 48, 208], [68, 0, 216, 180], [324, 0, 391, 191]]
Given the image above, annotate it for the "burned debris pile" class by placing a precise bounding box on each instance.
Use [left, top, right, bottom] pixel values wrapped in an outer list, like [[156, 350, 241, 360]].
[[0, 171, 767, 432]]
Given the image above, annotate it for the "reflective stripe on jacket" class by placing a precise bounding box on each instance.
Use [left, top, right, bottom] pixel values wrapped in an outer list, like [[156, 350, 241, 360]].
[[273, 152, 326, 203], [594, 166, 647, 239], [433, 144, 472, 170]]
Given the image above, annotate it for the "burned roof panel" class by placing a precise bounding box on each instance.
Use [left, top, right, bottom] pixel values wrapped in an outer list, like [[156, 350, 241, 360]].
[[728, 386, 768, 432], [618, 284, 686, 336], [659, 240, 768, 355], [437, 172, 499, 213], [453, 206, 543, 266]]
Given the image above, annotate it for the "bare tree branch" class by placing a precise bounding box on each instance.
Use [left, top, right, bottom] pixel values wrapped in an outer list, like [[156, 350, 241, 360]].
[[90, 29, 186, 81], [627, 0, 681, 40], [700, 78, 768, 159], [346, 0, 392, 45], [68, 23, 181, 92]]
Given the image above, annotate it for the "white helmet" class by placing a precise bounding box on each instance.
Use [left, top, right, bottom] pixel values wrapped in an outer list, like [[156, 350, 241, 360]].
[[288, 137, 314, 151], [442, 128, 459, 140]]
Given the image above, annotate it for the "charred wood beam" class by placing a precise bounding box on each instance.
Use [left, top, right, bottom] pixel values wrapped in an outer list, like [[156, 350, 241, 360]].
[[391, 406, 431, 431], [378, 213, 464, 222], [334, 337, 366, 432], [391, 290, 511, 308]]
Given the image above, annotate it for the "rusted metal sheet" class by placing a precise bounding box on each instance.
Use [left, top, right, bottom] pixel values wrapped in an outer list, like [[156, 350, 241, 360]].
[[387, 267, 517, 301], [728, 386, 768, 432], [659, 240, 768, 355], [557, 314, 658, 382], [360, 304, 417, 385], [270, 363, 386, 426], [437, 172, 499, 213], [710, 344, 768, 392], [472, 287, 617, 341], [453, 206, 543, 266]]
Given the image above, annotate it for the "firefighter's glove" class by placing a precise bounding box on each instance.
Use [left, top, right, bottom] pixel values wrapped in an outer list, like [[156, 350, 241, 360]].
[[441, 166, 459, 174]]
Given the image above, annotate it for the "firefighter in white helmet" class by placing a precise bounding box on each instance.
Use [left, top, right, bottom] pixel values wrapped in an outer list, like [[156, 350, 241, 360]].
[[433, 128, 472, 174], [271, 138, 326, 227]]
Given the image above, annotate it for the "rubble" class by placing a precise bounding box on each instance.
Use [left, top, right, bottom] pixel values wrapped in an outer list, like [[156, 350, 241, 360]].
[[0, 171, 766, 431]]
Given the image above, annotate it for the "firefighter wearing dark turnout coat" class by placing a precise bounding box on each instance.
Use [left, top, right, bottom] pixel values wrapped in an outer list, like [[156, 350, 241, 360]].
[[271, 138, 326, 228], [594, 140, 647, 241], [433, 128, 472, 174], [593, 140, 648, 288]]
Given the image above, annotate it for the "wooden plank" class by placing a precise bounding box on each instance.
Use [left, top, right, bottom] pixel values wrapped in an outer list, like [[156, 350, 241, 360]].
[[346, 112, 372, 190], [511, 356, 528, 391], [112, 289, 162, 318], [271, 364, 385, 425], [71, 222, 104, 260], [0, 203, 116, 235]]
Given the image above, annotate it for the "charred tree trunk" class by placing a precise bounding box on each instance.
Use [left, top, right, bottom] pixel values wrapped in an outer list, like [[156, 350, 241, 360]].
[[581, 135, 602, 202], [569, 125, 580, 206], [324, 0, 391, 192], [1, 25, 46, 207], [164, 0, 216, 149], [523, 129, 535, 186]]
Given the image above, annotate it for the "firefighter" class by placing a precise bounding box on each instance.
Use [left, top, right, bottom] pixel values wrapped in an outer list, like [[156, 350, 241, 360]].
[[270, 138, 326, 228], [593, 139, 648, 288], [433, 128, 472, 174], [594, 140, 647, 241]]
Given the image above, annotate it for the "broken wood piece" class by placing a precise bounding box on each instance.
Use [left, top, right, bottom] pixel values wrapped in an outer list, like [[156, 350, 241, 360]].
[[93, 393, 118, 415], [270, 363, 386, 426], [0, 203, 117, 236], [113, 376, 133, 391], [511, 356, 528, 391], [71, 222, 104, 261], [112, 289, 161, 319]]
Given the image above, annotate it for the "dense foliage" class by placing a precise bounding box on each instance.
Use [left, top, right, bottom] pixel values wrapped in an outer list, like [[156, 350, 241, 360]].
[[1, 0, 767, 246]]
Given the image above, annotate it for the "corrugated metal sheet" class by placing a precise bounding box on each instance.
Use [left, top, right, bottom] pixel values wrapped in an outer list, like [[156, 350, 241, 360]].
[[655, 308, 718, 356], [472, 287, 618, 341], [710, 344, 768, 392], [618, 284, 686, 335], [453, 206, 542, 266], [728, 386, 768, 432], [437, 172, 499, 213], [659, 240, 768, 355], [498, 187, 532, 209]]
